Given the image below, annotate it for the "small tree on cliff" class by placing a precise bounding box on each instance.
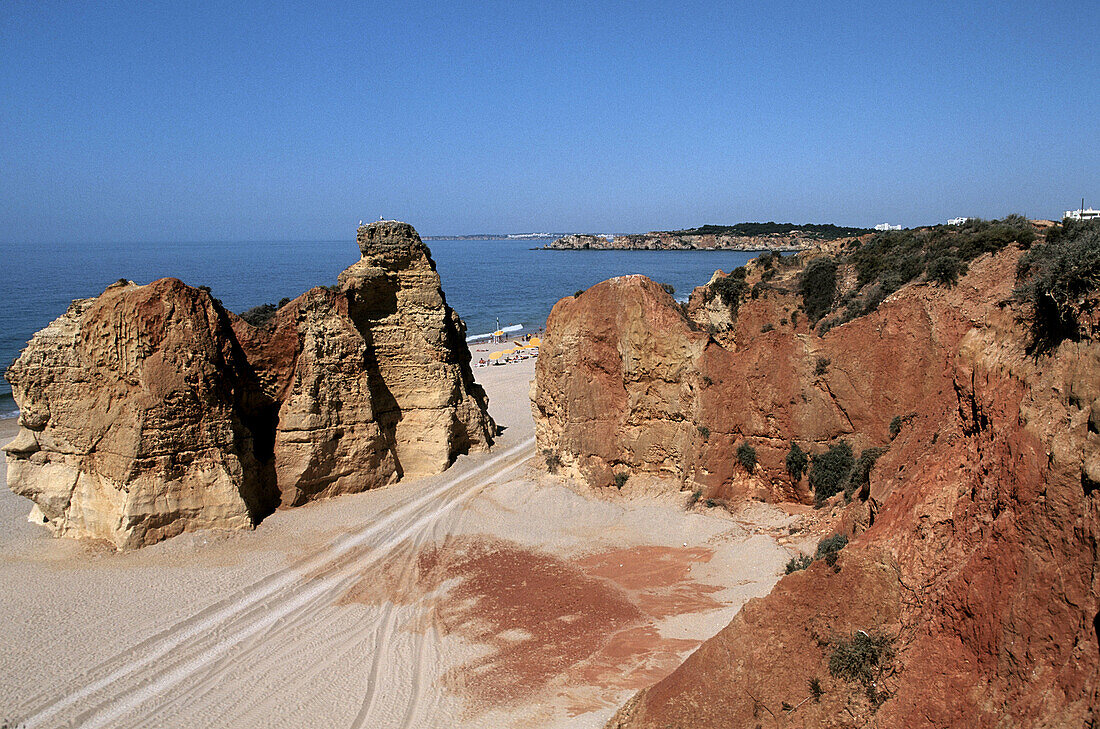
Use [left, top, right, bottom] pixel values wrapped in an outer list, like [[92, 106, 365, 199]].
[[800, 257, 839, 322], [736, 442, 757, 472], [1013, 218, 1100, 353], [709, 267, 750, 318], [809, 441, 854, 504], [785, 442, 808, 481]]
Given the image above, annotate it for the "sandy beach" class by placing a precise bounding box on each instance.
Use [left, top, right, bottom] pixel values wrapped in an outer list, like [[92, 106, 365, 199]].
[[0, 359, 802, 729]]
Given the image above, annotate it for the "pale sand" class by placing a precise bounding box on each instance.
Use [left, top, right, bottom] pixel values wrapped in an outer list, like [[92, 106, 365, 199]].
[[0, 360, 796, 729]]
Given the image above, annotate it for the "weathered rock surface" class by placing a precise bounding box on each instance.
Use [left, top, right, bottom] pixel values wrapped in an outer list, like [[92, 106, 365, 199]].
[[4, 221, 494, 548], [532, 247, 1099, 726], [3, 278, 270, 549], [533, 247, 1011, 501], [337, 221, 494, 480]]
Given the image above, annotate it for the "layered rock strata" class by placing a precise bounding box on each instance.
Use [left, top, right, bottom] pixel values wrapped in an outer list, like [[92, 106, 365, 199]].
[[603, 259, 1100, 726], [533, 264, 952, 500], [531, 244, 1099, 725], [4, 221, 494, 548]]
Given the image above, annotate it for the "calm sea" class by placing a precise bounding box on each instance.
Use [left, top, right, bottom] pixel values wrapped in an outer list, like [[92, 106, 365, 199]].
[[0, 238, 765, 416]]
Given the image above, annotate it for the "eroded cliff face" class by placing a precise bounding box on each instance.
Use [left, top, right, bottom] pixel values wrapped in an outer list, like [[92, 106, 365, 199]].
[[4, 221, 494, 548], [605, 275, 1100, 727], [533, 256, 969, 501], [337, 221, 494, 479], [3, 278, 270, 549], [531, 245, 1099, 726], [532, 276, 711, 491]]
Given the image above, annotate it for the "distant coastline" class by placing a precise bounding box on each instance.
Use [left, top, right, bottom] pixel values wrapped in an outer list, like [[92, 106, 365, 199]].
[[541, 222, 871, 251], [423, 233, 568, 241]]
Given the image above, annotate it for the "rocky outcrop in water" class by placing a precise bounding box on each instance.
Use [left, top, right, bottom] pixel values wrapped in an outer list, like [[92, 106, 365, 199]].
[[4, 221, 494, 549]]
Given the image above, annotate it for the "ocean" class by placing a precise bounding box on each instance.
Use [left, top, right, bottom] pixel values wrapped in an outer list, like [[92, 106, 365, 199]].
[[0, 238, 766, 417]]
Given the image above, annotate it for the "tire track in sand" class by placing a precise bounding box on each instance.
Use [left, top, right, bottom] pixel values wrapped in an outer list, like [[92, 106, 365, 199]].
[[18, 437, 534, 729]]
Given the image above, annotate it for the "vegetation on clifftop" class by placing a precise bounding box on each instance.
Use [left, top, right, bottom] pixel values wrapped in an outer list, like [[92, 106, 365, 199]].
[[671, 222, 872, 239], [239, 297, 292, 328], [761, 215, 1040, 336], [708, 266, 750, 317], [1013, 218, 1100, 353]]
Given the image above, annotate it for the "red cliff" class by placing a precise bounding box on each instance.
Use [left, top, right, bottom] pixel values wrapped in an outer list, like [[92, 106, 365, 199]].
[[533, 222, 1099, 726]]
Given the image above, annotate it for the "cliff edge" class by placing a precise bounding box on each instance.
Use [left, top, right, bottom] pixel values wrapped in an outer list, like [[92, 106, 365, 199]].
[[533, 218, 1099, 726]]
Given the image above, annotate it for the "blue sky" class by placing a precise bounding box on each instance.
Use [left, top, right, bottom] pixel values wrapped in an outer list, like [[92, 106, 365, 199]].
[[1, 0, 1097, 242]]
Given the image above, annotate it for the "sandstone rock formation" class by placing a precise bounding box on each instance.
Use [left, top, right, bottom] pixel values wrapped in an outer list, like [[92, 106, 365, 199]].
[[532, 229, 1099, 725], [603, 252, 1100, 726], [4, 221, 494, 548], [3, 278, 277, 549], [533, 267, 945, 500]]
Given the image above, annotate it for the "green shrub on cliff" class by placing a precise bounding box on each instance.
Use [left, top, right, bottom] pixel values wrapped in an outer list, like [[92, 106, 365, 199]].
[[809, 677, 825, 701], [709, 267, 750, 318], [809, 441, 854, 504], [785, 554, 813, 573], [926, 250, 962, 286], [889, 412, 916, 439], [846, 447, 888, 500], [240, 302, 278, 327], [785, 442, 808, 481], [829, 631, 895, 706], [842, 216, 1035, 319], [1013, 218, 1100, 353], [815, 533, 848, 565], [829, 631, 894, 682], [800, 257, 839, 322], [736, 442, 757, 472]]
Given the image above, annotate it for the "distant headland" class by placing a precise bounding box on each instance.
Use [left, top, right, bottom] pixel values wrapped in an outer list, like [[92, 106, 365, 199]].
[[423, 232, 566, 240], [540, 222, 873, 251]]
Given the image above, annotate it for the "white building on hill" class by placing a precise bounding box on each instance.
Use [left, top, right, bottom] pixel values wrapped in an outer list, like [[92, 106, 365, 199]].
[[948, 217, 970, 225], [1065, 207, 1100, 221], [874, 223, 902, 231]]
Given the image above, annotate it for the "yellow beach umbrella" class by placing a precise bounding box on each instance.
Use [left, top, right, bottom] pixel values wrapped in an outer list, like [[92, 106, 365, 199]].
[[527, 337, 541, 347], [493, 330, 504, 336], [488, 350, 506, 359]]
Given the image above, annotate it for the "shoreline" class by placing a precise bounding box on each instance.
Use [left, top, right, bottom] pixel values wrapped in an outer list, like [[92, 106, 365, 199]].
[[534, 246, 795, 252]]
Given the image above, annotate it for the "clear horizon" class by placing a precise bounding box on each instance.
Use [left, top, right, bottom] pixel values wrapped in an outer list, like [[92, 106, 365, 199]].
[[2, 0, 1097, 244]]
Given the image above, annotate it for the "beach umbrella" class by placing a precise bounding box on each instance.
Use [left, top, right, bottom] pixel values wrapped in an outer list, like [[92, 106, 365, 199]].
[[493, 330, 504, 336], [528, 337, 541, 347], [488, 350, 505, 359]]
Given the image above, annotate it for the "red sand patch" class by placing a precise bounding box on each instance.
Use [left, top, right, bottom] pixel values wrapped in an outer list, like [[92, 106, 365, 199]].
[[576, 545, 722, 618], [339, 537, 725, 713]]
